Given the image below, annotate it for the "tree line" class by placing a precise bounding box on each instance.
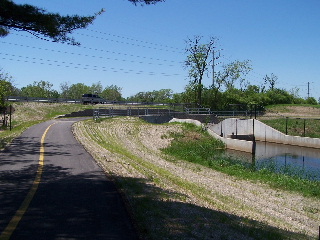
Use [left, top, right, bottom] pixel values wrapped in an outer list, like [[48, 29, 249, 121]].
[[0, 78, 124, 102], [0, 70, 318, 111]]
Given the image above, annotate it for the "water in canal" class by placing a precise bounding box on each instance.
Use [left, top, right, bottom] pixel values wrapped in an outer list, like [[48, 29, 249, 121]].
[[225, 141, 320, 181]]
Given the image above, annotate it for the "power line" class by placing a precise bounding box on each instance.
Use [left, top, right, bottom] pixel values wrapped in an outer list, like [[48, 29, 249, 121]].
[[86, 29, 184, 53], [10, 33, 184, 65], [0, 52, 181, 77], [0, 41, 182, 68]]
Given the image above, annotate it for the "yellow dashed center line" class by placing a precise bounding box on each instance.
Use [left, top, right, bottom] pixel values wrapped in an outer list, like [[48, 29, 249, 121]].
[[0, 123, 55, 240]]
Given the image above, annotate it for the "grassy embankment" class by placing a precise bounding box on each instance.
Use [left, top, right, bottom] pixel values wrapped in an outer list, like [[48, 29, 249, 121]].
[[0, 102, 92, 149], [163, 122, 320, 198], [75, 117, 319, 240]]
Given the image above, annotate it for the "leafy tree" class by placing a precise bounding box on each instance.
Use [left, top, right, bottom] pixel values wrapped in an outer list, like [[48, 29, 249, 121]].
[[201, 60, 252, 109], [215, 60, 252, 91], [306, 97, 318, 105], [101, 85, 122, 101], [128, 89, 173, 103], [128, 91, 154, 103], [265, 88, 294, 105], [59, 81, 70, 99], [172, 92, 184, 104], [185, 36, 217, 105], [151, 89, 173, 102], [67, 83, 90, 99], [90, 81, 103, 95], [20, 80, 58, 98], [0, 79, 14, 127], [0, 0, 104, 45], [181, 83, 201, 105], [0, 79, 14, 108]]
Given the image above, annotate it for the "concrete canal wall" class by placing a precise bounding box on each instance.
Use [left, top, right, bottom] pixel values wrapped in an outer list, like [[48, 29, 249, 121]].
[[210, 118, 320, 149], [171, 118, 320, 153]]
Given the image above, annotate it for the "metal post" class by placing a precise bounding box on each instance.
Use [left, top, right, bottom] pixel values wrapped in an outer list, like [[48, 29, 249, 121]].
[[212, 49, 215, 87], [286, 117, 288, 135], [236, 119, 238, 138], [9, 105, 12, 131], [254, 104, 257, 119], [252, 119, 256, 154], [303, 119, 306, 137]]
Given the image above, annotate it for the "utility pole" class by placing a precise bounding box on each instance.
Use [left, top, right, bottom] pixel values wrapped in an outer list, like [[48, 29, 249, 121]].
[[212, 48, 222, 88], [212, 48, 215, 88], [307, 82, 310, 98]]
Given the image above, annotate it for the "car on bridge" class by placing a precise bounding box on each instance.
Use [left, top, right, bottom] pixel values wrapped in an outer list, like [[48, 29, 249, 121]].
[[81, 94, 105, 104]]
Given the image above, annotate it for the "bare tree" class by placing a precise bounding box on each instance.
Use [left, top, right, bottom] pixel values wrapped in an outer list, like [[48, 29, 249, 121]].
[[263, 73, 278, 90], [185, 36, 217, 105]]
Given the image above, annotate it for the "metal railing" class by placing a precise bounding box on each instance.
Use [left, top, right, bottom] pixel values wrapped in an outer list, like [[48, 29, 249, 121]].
[[5, 96, 171, 106], [213, 110, 264, 118], [93, 107, 174, 119], [185, 108, 212, 114], [6, 96, 81, 103]]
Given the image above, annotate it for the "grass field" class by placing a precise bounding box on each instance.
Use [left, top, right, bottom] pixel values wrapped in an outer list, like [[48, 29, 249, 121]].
[[260, 104, 320, 138]]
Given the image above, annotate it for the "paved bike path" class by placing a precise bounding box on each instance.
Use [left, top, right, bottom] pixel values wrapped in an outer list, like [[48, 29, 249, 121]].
[[0, 119, 137, 240]]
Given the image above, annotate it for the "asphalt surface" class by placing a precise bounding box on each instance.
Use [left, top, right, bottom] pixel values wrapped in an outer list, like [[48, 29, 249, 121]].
[[0, 119, 138, 240]]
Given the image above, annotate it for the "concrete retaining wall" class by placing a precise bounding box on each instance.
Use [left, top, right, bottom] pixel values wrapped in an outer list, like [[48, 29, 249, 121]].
[[210, 118, 320, 149], [207, 129, 254, 153], [140, 115, 174, 124]]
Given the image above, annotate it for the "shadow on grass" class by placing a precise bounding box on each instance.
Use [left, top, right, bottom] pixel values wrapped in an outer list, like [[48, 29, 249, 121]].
[[114, 176, 314, 240]]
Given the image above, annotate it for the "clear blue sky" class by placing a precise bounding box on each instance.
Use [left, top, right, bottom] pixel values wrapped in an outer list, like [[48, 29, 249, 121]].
[[1, 0, 319, 99]]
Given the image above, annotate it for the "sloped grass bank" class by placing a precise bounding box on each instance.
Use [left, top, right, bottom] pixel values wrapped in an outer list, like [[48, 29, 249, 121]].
[[163, 123, 320, 198], [73, 117, 319, 239]]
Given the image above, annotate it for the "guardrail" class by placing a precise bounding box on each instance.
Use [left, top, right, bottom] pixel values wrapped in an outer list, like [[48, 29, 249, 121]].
[[93, 107, 174, 119], [213, 111, 264, 118], [5, 96, 171, 106], [6, 96, 81, 103], [92, 107, 220, 124], [185, 108, 212, 114]]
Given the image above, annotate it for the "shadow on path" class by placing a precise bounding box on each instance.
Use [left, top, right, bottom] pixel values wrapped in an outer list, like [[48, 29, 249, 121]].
[[1, 164, 138, 240]]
